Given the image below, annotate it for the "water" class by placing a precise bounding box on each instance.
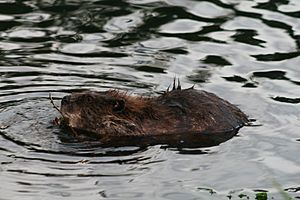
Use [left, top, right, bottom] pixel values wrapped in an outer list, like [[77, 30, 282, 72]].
[[0, 0, 299, 199]]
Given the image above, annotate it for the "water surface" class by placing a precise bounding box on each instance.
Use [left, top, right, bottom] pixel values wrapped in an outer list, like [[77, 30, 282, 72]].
[[0, 0, 299, 199]]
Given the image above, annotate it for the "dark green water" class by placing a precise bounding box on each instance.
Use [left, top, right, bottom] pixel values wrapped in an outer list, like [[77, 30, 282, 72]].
[[0, 0, 299, 199]]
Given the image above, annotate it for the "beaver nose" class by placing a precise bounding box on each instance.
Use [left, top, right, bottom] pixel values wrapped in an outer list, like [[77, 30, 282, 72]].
[[61, 95, 71, 105]]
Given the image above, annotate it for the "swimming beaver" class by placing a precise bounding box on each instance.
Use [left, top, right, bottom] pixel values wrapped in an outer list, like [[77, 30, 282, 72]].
[[59, 82, 248, 147]]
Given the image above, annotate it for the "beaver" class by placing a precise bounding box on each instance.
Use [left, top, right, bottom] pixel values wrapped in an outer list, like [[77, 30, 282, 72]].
[[59, 82, 248, 147]]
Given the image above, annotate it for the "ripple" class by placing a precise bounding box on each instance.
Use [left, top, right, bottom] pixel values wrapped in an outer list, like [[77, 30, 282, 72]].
[[0, 2, 33, 14], [202, 55, 231, 66], [59, 43, 128, 58], [0, 20, 21, 31], [25, 13, 52, 24], [252, 51, 300, 61], [159, 19, 209, 34], [222, 16, 296, 52], [252, 70, 288, 80], [169, 0, 234, 19], [259, 155, 300, 174], [103, 11, 144, 33], [8, 29, 46, 39], [38, 2, 81, 13], [0, 41, 21, 50], [0, 14, 14, 21], [272, 96, 300, 104], [140, 37, 185, 50], [279, 3, 300, 13], [0, 98, 151, 155], [0, 0, 300, 199], [60, 43, 105, 53], [81, 32, 115, 42], [223, 75, 248, 83]]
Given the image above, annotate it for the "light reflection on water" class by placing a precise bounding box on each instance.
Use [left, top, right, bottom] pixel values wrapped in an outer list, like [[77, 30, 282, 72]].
[[0, 0, 299, 199]]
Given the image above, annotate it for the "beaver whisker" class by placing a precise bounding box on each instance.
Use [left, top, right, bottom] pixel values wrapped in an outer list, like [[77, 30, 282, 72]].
[[49, 93, 67, 126], [49, 93, 63, 116], [166, 84, 171, 93]]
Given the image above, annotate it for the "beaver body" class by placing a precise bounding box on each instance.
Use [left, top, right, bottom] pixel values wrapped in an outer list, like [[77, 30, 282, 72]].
[[60, 86, 248, 147]]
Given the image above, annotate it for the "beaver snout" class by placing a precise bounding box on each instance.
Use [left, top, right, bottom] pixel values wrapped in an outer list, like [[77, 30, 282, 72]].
[[61, 95, 71, 105]]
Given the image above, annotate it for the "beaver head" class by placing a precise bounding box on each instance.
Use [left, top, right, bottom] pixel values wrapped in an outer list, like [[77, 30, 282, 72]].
[[60, 90, 155, 139]]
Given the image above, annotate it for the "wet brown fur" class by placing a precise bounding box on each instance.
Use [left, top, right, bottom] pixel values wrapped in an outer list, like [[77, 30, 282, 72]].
[[108, 90, 156, 119], [60, 83, 248, 147]]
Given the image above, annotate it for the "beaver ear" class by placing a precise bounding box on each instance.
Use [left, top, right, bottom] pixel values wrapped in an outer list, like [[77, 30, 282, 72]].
[[113, 99, 125, 113]]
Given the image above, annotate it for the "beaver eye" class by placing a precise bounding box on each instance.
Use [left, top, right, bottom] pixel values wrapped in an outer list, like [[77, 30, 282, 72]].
[[77, 95, 85, 102], [113, 99, 125, 113], [86, 96, 93, 102], [85, 95, 93, 102]]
